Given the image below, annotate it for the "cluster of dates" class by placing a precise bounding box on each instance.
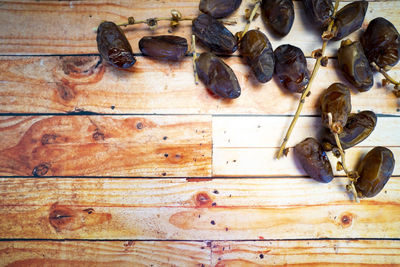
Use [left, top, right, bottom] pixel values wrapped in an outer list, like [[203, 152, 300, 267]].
[[95, 0, 399, 199], [294, 82, 395, 198]]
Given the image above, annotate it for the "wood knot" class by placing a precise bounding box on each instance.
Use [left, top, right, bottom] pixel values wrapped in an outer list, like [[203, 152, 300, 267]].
[[41, 134, 59, 145], [61, 56, 102, 78], [32, 163, 51, 177], [92, 131, 105, 141], [195, 192, 213, 207], [339, 212, 354, 228], [56, 79, 76, 101]]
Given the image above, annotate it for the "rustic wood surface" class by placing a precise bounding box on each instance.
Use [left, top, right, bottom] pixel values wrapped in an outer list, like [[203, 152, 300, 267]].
[[0, 0, 399, 266]]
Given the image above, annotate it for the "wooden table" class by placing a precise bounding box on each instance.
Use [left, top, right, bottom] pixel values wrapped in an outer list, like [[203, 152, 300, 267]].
[[0, 0, 399, 265]]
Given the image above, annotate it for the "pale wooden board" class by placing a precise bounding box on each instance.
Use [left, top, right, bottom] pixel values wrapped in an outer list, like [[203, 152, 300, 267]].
[[0, 56, 399, 114], [211, 240, 400, 266], [0, 178, 399, 239], [0, 116, 212, 177], [0, 241, 211, 267], [0, 1, 399, 56], [213, 116, 400, 177]]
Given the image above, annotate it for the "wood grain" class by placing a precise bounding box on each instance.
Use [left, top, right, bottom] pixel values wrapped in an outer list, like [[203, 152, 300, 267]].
[[0, 241, 211, 267], [0, 1, 399, 56], [211, 240, 400, 266], [213, 116, 400, 177], [0, 177, 399, 239], [0, 116, 212, 177], [0, 55, 399, 114]]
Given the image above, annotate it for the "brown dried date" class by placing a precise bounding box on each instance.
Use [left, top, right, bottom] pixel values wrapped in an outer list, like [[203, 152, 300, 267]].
[[199, 0, 242, 19], [322, 110, 377, 151], [274, 44, 309, 93], [261, 0, 294, 37], [294, 137, 334, 183], [332, 1, 368, 41], [320, 83, 352, 134], [192, 14, 238, 54], [302, 0, 333, 29], [96, 21, 136, 69], [360, 17, 400, 69], [338, 40, 374, 92], [196, 52, 241, 99], [355, 146, 395, 198], [240, 30, 275, 83], [139, 35, 188, 61]]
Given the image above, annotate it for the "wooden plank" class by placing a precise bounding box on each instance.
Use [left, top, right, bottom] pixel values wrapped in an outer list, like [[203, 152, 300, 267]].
[[0, 1, 399, 56], [0, 241, 211, 267], [0, 177, 399, 239], [0, 56, 398, 114], [211, 240, 400, 266], [213, 116, 400, 177], [0, 115, 212, 177]]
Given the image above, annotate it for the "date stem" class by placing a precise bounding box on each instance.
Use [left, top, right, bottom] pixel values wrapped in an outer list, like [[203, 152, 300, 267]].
[[276, 0, 340, 159], [328, 113, 360, 203], [241, 0, 261, 39], [371, 62, 400, 96], [191, 35, 199, 85]]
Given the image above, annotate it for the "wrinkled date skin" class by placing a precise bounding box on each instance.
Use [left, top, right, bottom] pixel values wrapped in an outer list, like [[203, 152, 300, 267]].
[[320, 83, 352, 134], [338, 40, 374, 91], [240, 30, 275, 83], [274, 44, 309, 93], [261, 0, 294, 36], [192, 14, 237, 54], [355, 146, 395, 198], [96, 21, 136, 69], [302, 0, 333, 29], [139, 35, 188, 61], [199, 0, 242, 18], [361, 17, 400, 69], [294, 137, 334, 183], [196, 52, 241, 98], [332, 0, 368, 41], [322, 110, 377, 151]]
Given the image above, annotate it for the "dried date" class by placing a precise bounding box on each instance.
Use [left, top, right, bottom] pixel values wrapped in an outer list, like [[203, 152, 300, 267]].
[[274, 44, 309, 93], [261, 0, 294, 36], [240, 30, 275, 83], [196, 52, 241, 98], [139, 35, 188, 61], [302, 0, 333, 29], [199, 0, 242, 19], [96, 21, 136, 69]]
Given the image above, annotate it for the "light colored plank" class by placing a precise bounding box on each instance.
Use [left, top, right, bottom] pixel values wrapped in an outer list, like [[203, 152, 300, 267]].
[[0, 241, 211, 267], [0, 115, 212, 177], [211, 240, 400, 266], [0, 56, 398, 114], [0, 177, 399, 239], [213, 116, 400, 177], [0, 1, 399, 56]]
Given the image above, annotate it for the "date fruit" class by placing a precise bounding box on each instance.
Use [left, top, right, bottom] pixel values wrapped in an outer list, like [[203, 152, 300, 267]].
[[302, 0, 333, 29], [199, 0, 242, 18], [261, 0, 294, 36], [361, 17, 400, 69], [322, 110, 377, 151], [294, 137, 334, 183], [274, 44, 309, 93], [196, 52, 241, 98], [192, 14, 237, 54], [355, 146, 395, 198], [139, 35, 188, 61], [338, 40, 373, 91], [96, 21, 136, 69], [240, 30, 275, 83], [332, 1, 368, 41], [320, 83, 352, 134]]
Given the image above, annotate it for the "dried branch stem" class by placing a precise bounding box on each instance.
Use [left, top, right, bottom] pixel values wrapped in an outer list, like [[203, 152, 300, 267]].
[[328, 113, 359, 203], [191, 35, 199, 85], [241, 0, 261, 38], [276, 0, 340, 159]]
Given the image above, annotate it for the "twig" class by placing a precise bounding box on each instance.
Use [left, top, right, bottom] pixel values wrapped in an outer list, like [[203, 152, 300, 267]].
[[328, 113, 360, 203], [371, 62, 400, 96], [241, 0, 261, 39], [276, 0, 340, 159], [191, 35, 199, 85]]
